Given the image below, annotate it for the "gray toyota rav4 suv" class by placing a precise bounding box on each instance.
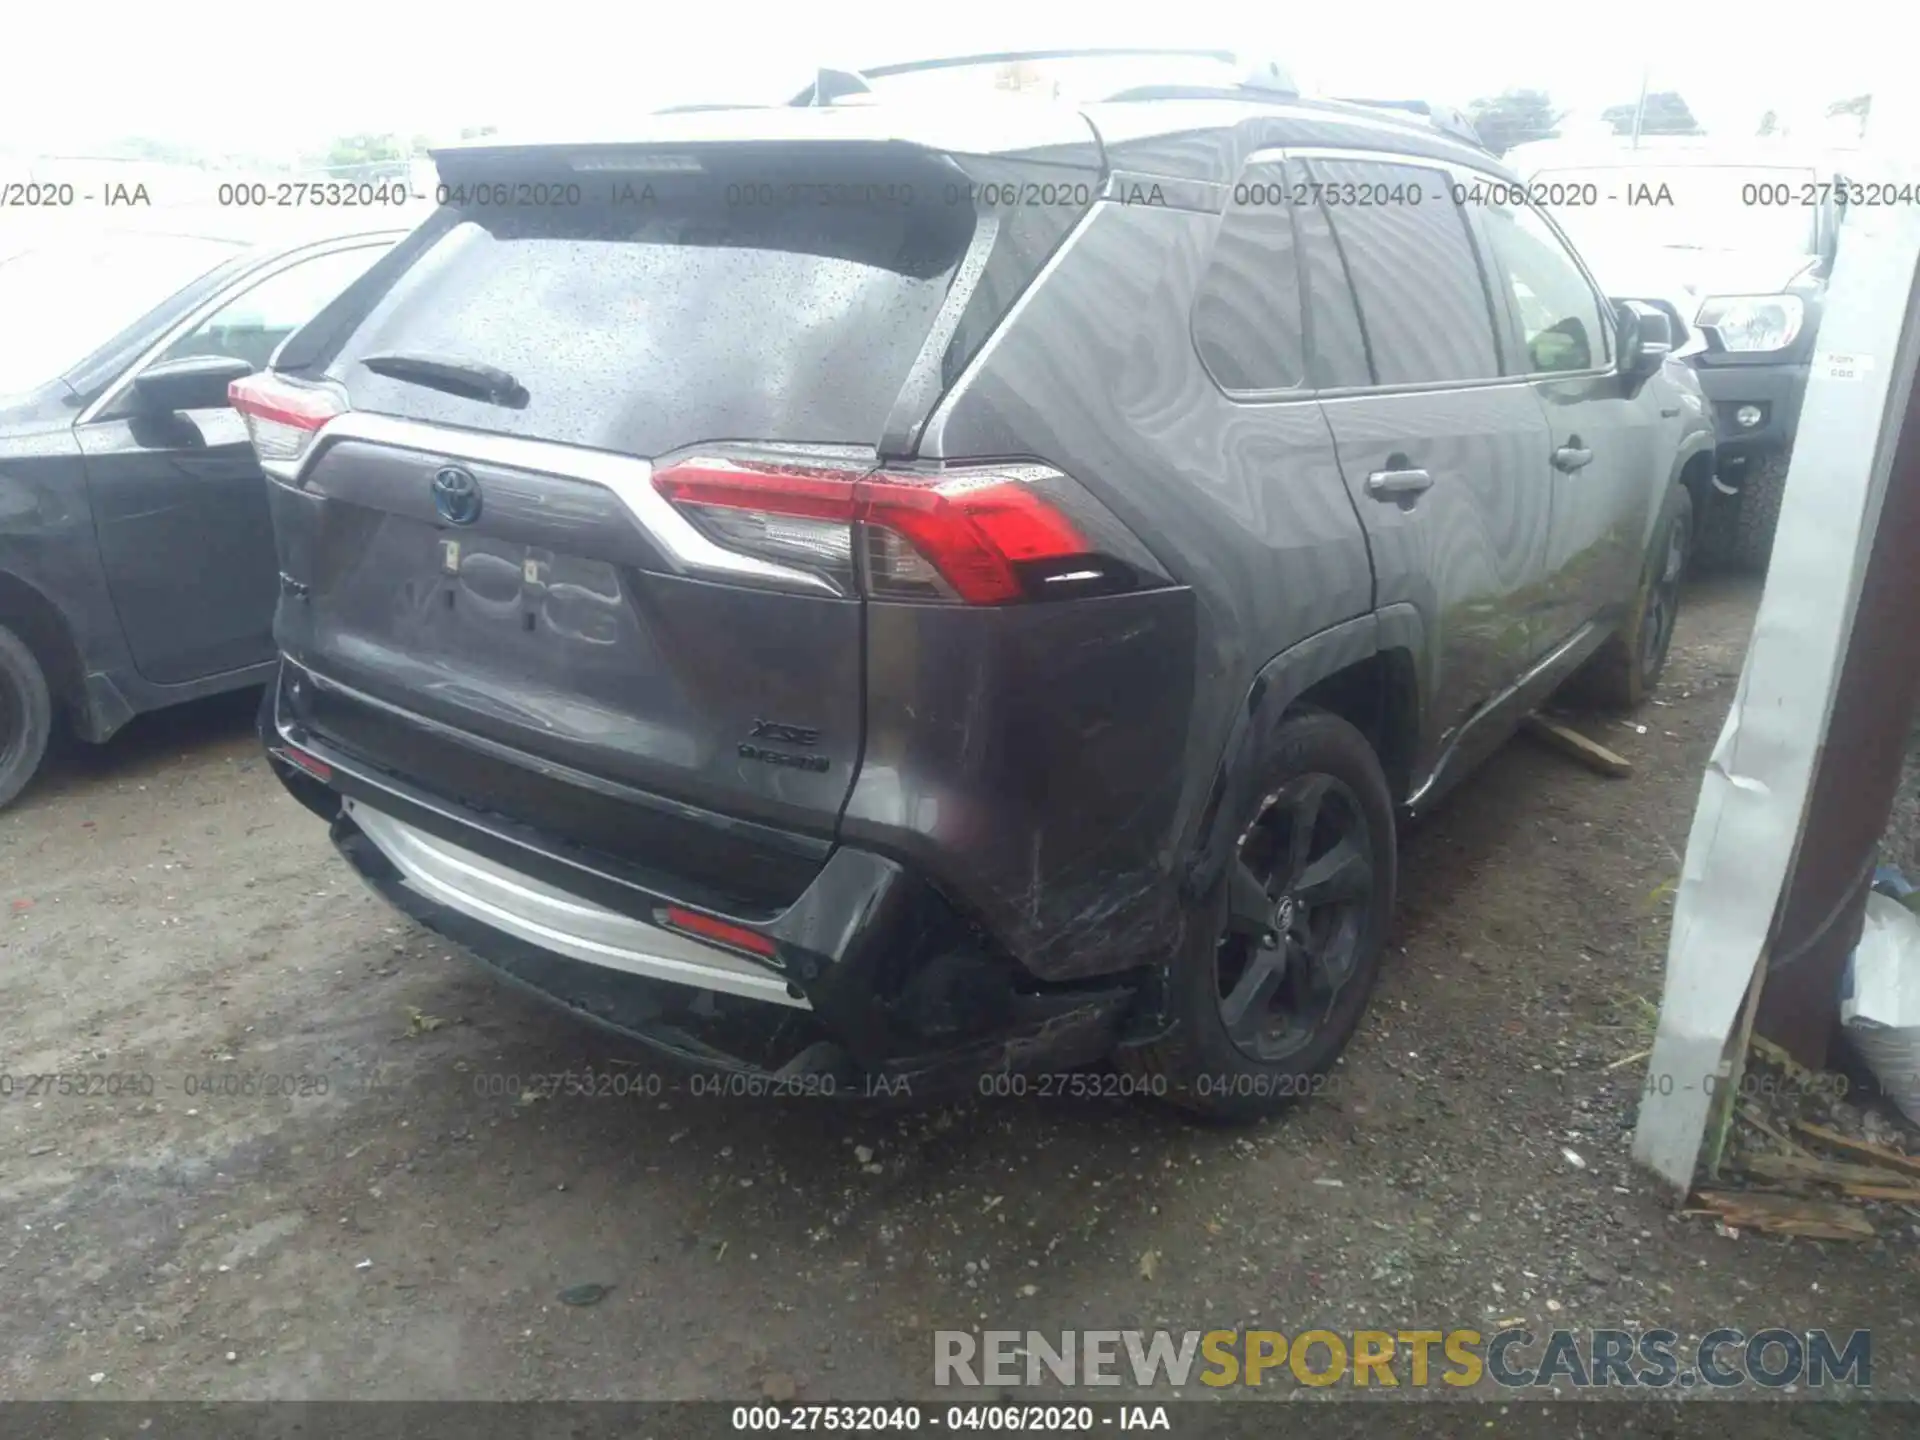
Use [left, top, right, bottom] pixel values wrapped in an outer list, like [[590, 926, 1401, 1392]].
[[241, 52, 1712, 1116]]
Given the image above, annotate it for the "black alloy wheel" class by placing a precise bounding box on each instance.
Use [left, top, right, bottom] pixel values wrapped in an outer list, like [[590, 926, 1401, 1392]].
[[1640, 492, 1692, 685], [1215, 773, 1376, 1063]]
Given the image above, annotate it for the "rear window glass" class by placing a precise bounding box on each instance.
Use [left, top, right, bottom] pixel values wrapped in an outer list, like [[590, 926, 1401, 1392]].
[[1292, 196, 1372, 389], [1192, 165, 1305, 393], [1303, 159, 1503, 387], [324, 182, 977, 456]]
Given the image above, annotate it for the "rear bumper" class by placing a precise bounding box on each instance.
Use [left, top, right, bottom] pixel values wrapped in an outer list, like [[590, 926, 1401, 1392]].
[[260, 667, 1136, 1090], [344, 796, 805, 1008], [1693, 358, 1808, 472]]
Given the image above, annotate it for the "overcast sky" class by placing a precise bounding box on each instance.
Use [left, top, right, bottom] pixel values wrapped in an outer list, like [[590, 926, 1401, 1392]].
[[1, 0, 1887, 156]]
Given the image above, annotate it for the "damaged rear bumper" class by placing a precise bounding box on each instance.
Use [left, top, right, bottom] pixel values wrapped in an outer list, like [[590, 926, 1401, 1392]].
[[261, 676, 1137, 1095]]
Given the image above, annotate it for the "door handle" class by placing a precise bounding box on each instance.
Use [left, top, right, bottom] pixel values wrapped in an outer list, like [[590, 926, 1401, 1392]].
[[1365, 467, 1434, 499], [1553, 445, 1595, 473]]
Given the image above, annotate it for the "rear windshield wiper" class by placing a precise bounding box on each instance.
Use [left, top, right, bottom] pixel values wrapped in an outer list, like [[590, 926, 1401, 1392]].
[[359, 351, 529, 408]]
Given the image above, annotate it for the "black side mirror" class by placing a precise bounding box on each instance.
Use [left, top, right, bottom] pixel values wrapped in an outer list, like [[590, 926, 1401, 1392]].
[[1615, 300, 1673, 381], [132, 354, 255, 413]]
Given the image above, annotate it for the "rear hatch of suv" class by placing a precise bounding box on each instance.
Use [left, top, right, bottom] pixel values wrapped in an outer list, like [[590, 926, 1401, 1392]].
[[243, 111, 1104, 915]]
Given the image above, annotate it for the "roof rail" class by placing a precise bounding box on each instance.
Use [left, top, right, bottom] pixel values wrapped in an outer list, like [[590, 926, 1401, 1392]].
[[786, 48, 1297, 107], [1331, 96, 1489, 152]]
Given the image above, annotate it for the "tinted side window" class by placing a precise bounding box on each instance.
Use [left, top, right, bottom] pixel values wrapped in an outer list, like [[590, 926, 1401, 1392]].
[[1192, 167, 1304, 392], [1292, 194, 1372, 389], [1303, 159, 1502, 386], [1479, 201, 1610, 374]]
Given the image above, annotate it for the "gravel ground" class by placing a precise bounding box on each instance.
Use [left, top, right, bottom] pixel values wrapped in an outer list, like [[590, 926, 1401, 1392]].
[[3, 574, 1915, 1403]]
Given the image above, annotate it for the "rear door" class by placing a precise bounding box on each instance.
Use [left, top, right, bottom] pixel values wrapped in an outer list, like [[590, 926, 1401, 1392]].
[[1295, 153, 1555, 775], [77, 241, 388, 684], [267, 140, 1095, 849], [1471, 195, 1660, 646]]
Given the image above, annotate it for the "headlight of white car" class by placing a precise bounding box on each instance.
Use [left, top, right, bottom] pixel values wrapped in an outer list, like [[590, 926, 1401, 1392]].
[[1694, 294, 1805, 353]]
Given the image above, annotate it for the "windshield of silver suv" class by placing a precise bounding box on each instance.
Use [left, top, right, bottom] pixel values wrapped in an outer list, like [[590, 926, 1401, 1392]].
[[1528, 164, 1820, 257]]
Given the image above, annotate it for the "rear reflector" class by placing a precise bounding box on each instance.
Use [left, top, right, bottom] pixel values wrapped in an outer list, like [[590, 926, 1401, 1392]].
[[652, 454, 1092, 605], [658, 905, 778, 958], [275, 745, 334, 784], [230, 373, 347, 476]]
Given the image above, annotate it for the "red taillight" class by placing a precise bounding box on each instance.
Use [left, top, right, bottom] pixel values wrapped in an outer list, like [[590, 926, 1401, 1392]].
[[229, 373, 346, 476], [863, 472, 1087, 604], [651, 454, 1090, 605], [658, 905, 778, 958], [653, 455, 864, 594]]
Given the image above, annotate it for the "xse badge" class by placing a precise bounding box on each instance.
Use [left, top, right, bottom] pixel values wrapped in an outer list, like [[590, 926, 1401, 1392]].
[[739, 718, 829, 773]]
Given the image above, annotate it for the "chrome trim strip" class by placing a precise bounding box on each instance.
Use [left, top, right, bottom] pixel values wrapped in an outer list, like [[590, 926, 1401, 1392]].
[[345, 798, 808, 1009], [1247, 127, 1510, 176], [293, 412, 840, 596], [75, 233, 407, 428], [1100, 171, 1229, 214], [916, 199, 1109, 455]]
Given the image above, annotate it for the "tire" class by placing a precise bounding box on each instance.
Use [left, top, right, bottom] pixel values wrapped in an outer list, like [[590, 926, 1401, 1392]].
[[0, 622, 53, 811], [1120, 710, 1396, 1121], [1689, 476, 1737, 571], [1730, 449, 1790, 573], [1570, 481, 1692, 711]]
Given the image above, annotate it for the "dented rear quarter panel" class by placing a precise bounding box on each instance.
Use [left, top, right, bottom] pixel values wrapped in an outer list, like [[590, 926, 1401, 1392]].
[[887, 198, 1375, 982], [842, 588, 1198, 982]]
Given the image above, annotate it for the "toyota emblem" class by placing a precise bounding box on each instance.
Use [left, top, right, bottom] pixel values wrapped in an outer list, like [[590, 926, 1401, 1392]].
[[432, 465, 482, 526]]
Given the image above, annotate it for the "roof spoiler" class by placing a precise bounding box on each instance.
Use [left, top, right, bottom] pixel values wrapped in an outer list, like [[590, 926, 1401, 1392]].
[[787, 48, 1298, 107], [1332, 97, 1488, 152]]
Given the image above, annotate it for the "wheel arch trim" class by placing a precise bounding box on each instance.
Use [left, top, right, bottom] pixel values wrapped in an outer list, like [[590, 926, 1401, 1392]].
[[1647, 446, 1706, 576], [0, 568, 87, 718], [1183, 607, 1426, 903]]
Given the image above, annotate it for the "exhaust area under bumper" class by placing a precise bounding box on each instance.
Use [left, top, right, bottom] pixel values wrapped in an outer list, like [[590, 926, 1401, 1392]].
[[344, 797, 809, 1010], [263, 672, 1139, 1093], [332, 805, 1134, 1094]]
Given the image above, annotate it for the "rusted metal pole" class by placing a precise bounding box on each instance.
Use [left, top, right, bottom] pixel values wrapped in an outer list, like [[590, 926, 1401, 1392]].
[[1754, 352, 1920, 1066]]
